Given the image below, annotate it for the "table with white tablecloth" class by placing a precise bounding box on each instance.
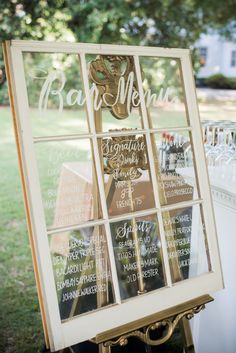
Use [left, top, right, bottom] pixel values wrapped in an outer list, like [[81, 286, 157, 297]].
[[190, 166, 236, 353]]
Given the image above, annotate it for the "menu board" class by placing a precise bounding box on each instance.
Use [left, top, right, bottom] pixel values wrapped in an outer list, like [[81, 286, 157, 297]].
[[4, 41, 223, 351]]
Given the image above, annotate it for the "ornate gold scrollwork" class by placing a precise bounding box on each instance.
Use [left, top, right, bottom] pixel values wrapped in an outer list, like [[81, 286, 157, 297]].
[[89, 55, 137, 119], [103, 304, 205, 348]]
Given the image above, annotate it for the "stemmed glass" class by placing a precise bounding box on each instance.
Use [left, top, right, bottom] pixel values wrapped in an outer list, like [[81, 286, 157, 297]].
[[202, 120, 236, 185]]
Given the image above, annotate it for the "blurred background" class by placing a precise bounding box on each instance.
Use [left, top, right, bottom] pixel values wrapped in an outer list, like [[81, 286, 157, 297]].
[[0, 1, 236, 353]]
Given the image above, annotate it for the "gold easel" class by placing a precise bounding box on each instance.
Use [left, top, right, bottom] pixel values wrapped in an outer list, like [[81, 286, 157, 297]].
[[92, 294, 212, 351]]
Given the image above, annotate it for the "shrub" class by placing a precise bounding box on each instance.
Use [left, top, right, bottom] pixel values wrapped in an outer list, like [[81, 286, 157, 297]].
[[0, 81, 9, 106], [205, 74, 236, 89]]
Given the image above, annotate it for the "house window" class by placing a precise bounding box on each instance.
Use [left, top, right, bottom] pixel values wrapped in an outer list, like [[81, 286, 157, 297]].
[[231, 50, 236, 67], [199, 47, 208, 66]]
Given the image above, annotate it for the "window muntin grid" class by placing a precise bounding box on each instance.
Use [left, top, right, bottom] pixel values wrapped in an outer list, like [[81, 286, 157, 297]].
[[25, 51, 210, 304]]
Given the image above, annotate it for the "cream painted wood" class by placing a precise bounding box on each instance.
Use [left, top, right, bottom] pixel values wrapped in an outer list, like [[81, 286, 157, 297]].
[[7, 40, 224, 351], [10, 39, 190, 57], [33, 126, 192, 143]]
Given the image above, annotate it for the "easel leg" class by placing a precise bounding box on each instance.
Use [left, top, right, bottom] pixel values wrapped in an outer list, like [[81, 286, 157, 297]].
[[99, 343, 111, 353], [179, 317, 195, 353]]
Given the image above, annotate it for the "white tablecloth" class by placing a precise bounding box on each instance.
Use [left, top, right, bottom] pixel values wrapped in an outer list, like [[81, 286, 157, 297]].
[[190, 166, 236, 353]]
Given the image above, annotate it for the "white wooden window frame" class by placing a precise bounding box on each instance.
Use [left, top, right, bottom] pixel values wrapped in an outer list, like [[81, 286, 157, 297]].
[[5, 40, 223, 351], [199, 46, 208, 66], [231, 50, 236, 67]]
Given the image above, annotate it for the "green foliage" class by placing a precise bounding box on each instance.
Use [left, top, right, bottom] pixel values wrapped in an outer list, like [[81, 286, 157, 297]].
[[205, 74, 236, 89], [64, 0, 236, 47], [0, 0, 71, 104], [1, 0, 236, 104], [0, 81, 9, 105], [228, 78, 236, 89], [0, 0, 68, 42]]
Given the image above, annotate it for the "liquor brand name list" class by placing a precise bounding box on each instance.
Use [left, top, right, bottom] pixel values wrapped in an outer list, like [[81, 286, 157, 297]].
[[53, 233, 111, 305], [113, 220, 163, 292], [164, 213, 195, 271]]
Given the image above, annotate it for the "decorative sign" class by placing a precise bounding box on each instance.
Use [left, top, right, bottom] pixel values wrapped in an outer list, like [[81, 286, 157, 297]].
[[3, 41, 223, 351], [102, 130, 148, 180], [89, 55, 137, 119]]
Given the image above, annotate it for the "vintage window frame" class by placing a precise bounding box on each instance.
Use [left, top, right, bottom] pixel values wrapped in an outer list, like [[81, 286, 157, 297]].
[[4, 40, 223, 351]]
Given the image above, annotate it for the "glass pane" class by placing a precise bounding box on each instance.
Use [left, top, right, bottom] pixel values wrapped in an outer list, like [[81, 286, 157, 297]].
[[139, 57, 188, 128], [23, 52, 88, 136], [162, 204, 211, 283], [152, 131, 198, 206], [99, 133, 155, 216], [49, 225, 115, 320], [86, 54, 143, 132], [34, 139, 101, 229], [111, 214, 166, 300]]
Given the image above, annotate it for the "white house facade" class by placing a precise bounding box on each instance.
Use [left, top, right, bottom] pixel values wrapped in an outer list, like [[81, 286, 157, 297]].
[[195, 33, 236, 78]]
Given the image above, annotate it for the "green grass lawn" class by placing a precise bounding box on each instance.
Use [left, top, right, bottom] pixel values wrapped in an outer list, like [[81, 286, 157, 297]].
[[0, 107, 44, 353], [0, 101, 235, 353]]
